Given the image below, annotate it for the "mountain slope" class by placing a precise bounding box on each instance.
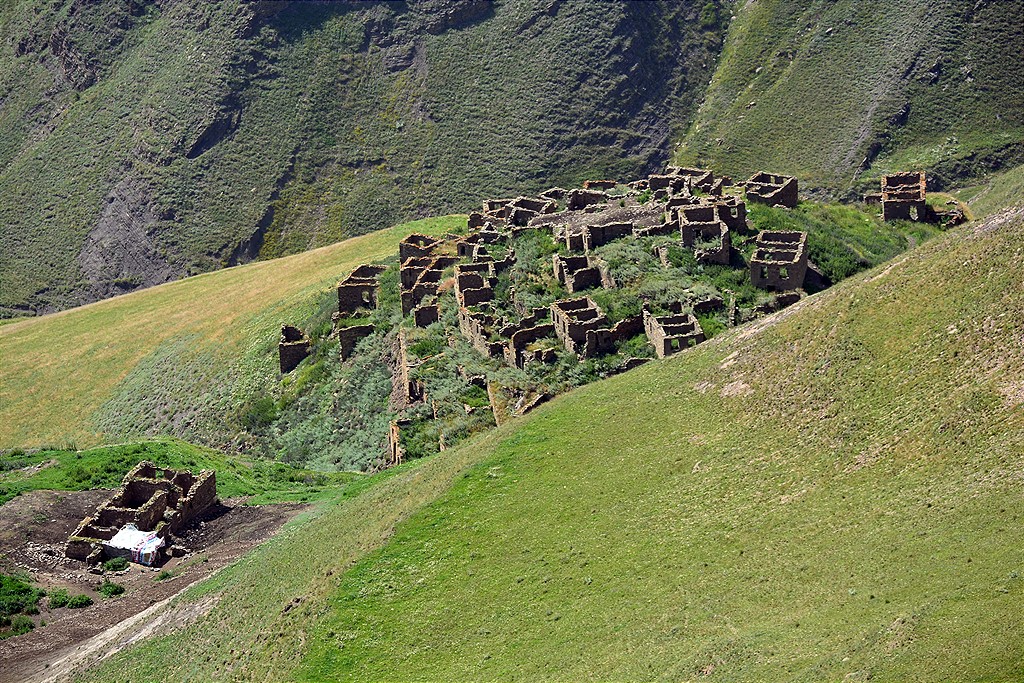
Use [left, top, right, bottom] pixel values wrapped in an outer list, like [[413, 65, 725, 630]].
[[677, 0, 1024, 196], [0, 0, 723, 314], [72, 207, 1024, 681], [0, 215, 462, 449]]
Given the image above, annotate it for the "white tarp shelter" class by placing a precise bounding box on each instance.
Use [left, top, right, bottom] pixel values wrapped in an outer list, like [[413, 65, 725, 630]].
[[105, 523, 165, 566]]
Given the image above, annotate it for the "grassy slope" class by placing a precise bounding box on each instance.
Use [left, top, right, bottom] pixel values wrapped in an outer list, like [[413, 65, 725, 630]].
[[76, 208, 1024, 681], [677, 0, 1024, 195], [0, 216, 463, 450], [955, 162, 1024, 219]]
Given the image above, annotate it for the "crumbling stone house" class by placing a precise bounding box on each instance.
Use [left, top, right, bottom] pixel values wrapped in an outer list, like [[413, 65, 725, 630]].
[[458, 307, 504, 358], [665, 166, 721, 195], [565, 188, 609, 211], [278, 324, 310, 373], [400, 254, 458, 315], [66, 462, 217, 564], [550, 297, 609, 356], [337, 264, 387, 315], [746, 172, 799, 208], [413, 302, 439, 327], [336, 321, 375, 360], [505, 196, 557, 226], [552, 254, 602, 293], [398, 233, 443, 260], [750, 230, 808, 291], [677, 205, 731, 265], [454, 263, 496, 308], [503, 320, 557, 369], [643, 307, 705, 358], [582, 221, 633, 252], [550, 297, 643, 358], [881, 171, 928, 221]]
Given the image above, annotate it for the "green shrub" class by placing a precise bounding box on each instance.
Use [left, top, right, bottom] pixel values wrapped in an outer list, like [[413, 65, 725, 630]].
[[156, 570, 175, 581], [3, 614, 34, 638], [48, 588, 70, 608], [102, 556, 129, 572], [409, 336, 446, 358], [0, 573, 44, 618], [238, 396, 279, 431], [49, 588, 92, 609], [67, 594, 93, 609], [98, 581, 125, 598]]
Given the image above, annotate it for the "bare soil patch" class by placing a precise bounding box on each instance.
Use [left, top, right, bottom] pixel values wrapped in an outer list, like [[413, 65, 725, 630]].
[[0, 489, 306, 683]]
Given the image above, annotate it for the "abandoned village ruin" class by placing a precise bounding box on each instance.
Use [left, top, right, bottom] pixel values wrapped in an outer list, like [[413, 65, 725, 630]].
[[278, 168, 947, 467]]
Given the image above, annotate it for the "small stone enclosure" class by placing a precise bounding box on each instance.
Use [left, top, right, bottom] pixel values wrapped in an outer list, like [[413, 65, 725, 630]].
[[65, 461, 217, 564]]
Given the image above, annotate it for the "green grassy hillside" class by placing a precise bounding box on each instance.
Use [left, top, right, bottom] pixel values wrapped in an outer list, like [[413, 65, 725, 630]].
[[0, 0, 724, 314], [0, 215, 462, 450], [71, 207, 1024, 681], [955, 162, 1024, 219], [677, 0, 1024, 196]]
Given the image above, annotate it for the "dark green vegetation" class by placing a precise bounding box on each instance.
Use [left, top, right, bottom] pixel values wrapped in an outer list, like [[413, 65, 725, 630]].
[[679, 0, 1024, 196], [0, 573, 44, 640], [0, 0, 725, 314], [101, 557, 129, 573], [48, 588, 93, 610], [72, 207, 1024, 681], [97, 581, 125, 598], [0, 440, 356, 507]]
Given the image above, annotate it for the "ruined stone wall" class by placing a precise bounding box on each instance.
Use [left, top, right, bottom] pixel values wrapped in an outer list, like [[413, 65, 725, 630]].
[[458, 307, 503, 358], [880, 171, 928, 221], [583, 221, 633, 251], [552, 254, 601, 294], [750, 230, 808, 291], [279, 324, 310, 373], [414, 303, 439, 328], [746, 171, 798, 208], [170, 469, 216, 536], [338, 323, 375, 360], [551, 297, 608, 355], [399, 234, 441, 261], [566, 188, 608, 211], [504, 323, 556, 369], [455, 269, 495, 308], [643, 309, 705, 358], [680, 219, 730, 265], [583, 314, 644, 357]]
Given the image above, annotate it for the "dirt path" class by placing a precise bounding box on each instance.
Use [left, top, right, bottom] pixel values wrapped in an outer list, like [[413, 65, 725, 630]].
[[0, 490, 307, 683]]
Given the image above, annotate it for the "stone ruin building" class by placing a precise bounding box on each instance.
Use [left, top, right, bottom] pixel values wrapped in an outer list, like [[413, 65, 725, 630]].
[[643, 305, 706, 358], [552, 254, 602, 293], [880, 171, 928, 221], [338, 263, 388, 314], [745, 171, 799, 208], [749, 230, 809, 291], [549, 297, 645, 359], [865, 171, 965, 227], [278, 324, 310, 373], [66, 461, 217, 565]]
